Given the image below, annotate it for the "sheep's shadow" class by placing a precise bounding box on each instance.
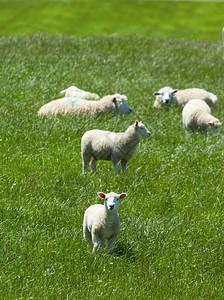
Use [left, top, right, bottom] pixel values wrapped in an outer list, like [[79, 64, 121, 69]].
[[113, 242, 136, 262]]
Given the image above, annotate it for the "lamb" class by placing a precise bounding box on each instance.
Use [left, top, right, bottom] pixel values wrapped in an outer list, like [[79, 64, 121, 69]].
[[60, 85, 100, 100], [38, 94, 132, 117], [182, 99, 221, 133], [83, 192, 127, 253], [153, 86, 217, 108], [81, 120, 151, 174]]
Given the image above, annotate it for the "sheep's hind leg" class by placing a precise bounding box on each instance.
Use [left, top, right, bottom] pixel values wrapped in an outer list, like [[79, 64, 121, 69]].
[[121, 161, 128, 173], [90, 156, 97, 172], [107, 235, 118, 253], [82, 153, 91, 173], [83, 228, 92, 249]]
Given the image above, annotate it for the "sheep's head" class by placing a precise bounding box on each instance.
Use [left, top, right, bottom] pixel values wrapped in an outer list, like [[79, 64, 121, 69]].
[[112, 94, 132, 115], [134, 120, 151, 138], [153, 87, 178, 105], [207, 119, 222, 133], [98, 192, 127, 212]]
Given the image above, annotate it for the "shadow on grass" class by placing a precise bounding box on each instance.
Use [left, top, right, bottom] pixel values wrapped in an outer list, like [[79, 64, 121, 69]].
[[114, 242, 136, 262]]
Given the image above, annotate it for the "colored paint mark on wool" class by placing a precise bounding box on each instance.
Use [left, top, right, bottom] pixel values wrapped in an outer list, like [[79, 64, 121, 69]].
[[67, 99, 80, 104]]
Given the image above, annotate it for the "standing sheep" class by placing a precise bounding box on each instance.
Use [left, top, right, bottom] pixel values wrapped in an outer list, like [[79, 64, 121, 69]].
[[60, 85, 100, 100], [81, 120, 151, 174], [182, 99, 221, 133], [153, 86, 217, 108], [83, 191, 127, 253], [38, 94, 132, 117]]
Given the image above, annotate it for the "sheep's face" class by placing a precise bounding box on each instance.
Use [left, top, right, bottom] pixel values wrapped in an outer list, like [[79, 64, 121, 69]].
[[135, 121, 151, 138], [154, 88, 178, 105], [207, 120, 222, 133], [113, 97, 132, 115], [98, 192, 127, 212]]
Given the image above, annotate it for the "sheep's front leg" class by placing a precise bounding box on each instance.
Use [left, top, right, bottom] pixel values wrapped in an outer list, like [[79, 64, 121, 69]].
[[111, 156, 121, 174], [121, 160, 128, 173], [92, 236, 101, 253], [107, 235, 118, 253]]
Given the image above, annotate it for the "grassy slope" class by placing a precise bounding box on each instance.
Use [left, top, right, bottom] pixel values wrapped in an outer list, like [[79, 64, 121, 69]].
[[0, 0, 223, 40], [1, 34, 224, 298]]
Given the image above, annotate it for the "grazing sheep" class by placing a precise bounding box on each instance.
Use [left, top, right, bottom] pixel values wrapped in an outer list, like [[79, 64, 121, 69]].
[[182, 99, 221, 133], [38, 94, 132, 117], [81, 120, 151, 174], [60, 85, 100, 100], [83, 192, 127, 253], [153, 86, 217, 108]]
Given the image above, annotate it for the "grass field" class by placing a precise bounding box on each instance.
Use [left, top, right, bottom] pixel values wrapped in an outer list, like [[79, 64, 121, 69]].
[[1, 34, 224, 298], [0, 0, 223, 40], [1, 0, 224, 298]]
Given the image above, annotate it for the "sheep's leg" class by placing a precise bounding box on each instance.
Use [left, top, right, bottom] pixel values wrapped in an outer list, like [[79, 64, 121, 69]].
[[82, 153, 91, 173], [90, 156, 97, 172], [121, 161, 128, 173], [111, 156, 121, 174], [92, 235, 101, 253], [83, 228, 92, 249], [107, 236, 118, 253]]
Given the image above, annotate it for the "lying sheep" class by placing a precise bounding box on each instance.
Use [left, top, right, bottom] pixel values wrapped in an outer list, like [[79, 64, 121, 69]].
[[83, 191, 127, 253], [38, 94, 132, 117], [60, 85, 100, 100], [182, 99, 221, 133], [81, 120, 151, 174], [153, 86, 217, 108]]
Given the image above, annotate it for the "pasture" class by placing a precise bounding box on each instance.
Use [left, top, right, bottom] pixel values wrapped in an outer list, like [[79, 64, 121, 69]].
[[0, 0, 223, 40], [1, 0, 224, 298], [1, 34, 224, 298]]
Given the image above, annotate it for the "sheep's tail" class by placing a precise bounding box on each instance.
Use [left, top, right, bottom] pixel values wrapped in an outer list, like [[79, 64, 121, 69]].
[[209, 93, 218, 106], [60, 89, 68, 95]]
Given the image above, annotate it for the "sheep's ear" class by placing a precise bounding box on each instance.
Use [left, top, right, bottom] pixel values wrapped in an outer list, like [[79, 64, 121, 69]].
[[172, 89, 178, 94], [112, 97, 117, 103], [153, 92, 160, 96], [119, 193, 127, 199], [98, 192, 106, 199], [135, 120, 139, 127]]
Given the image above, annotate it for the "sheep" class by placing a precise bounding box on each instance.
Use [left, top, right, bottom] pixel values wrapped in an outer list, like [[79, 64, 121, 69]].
[[60, 85, 100, 100], [38, 94, 132, 117], [153, 86, 217, 108], [83, 191, 127, 253], [81, 120, 151, 174], [182, 99, 221, 133]]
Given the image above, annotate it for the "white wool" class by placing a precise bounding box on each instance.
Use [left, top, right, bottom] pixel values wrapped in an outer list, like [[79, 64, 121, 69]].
[[153, 87, 217, 108], [83, 192, 127, 253], [81, 121, 151, 174], [38, 94, 132, 117], [60, 86, 100, 100], [182, 99, 221, 133]]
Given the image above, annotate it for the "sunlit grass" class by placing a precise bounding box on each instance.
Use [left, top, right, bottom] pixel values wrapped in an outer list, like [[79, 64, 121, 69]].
[[0, 0, 223, 40], [0, 34, 224, 298]]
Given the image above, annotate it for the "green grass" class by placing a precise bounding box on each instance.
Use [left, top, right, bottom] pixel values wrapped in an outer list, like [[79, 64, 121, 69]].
[[0, 0, 223, 40], [1, 34, 224, 298]]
